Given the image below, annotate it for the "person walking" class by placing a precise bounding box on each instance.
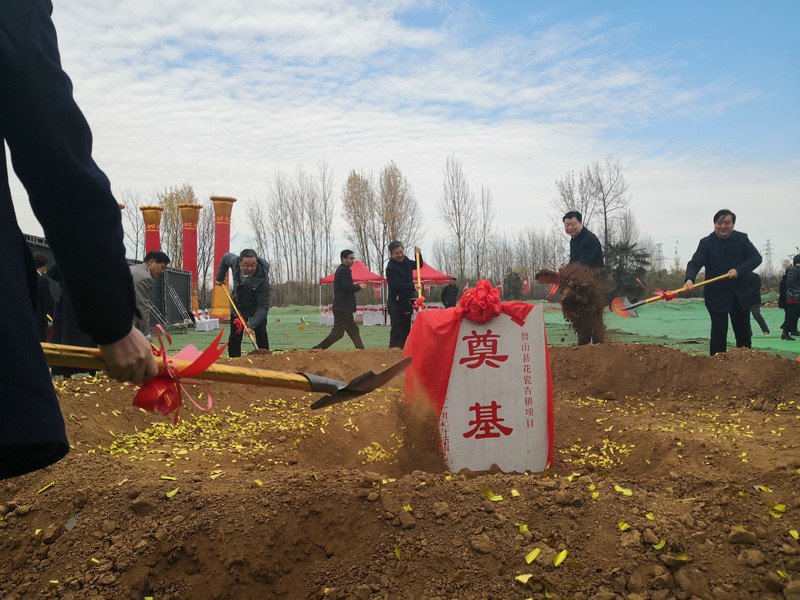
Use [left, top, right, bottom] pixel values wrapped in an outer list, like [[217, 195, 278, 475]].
[[313, 250, 367, 350], [746, 272, 769, 336], [386, 241, 422, 349], [685, 209, 762, 355], [216, 249, 271, 357]]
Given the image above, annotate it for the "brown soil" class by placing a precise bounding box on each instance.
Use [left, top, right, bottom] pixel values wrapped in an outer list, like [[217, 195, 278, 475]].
[[2, 345, 800, 600], [559, 264, 609, 343]]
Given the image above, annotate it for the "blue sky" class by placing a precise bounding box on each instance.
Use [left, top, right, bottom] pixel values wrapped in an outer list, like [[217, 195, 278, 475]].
[[8, 0, 799, 269]]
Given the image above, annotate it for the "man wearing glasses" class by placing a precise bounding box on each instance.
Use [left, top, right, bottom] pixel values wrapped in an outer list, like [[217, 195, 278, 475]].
[[685, 209, 762, 355]]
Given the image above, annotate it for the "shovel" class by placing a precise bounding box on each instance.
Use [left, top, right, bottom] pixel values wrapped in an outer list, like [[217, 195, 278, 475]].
[[611, 273, 730, 318], [41, 343, 412, 407], [218, 283, 258, 349]]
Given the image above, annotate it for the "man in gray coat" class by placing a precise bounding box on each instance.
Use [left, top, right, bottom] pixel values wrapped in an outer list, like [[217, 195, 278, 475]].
[[130, 251, 170, 337]]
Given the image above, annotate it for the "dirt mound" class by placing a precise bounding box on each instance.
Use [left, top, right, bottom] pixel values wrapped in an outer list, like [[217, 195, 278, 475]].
[[2, 345, 799, 599]]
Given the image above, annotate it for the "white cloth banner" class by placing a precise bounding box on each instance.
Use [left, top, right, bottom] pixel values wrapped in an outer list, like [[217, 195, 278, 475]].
[[438, 305, 550, 472]]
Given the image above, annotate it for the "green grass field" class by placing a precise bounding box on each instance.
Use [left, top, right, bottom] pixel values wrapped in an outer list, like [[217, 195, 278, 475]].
[[165, 300, 798, 360]]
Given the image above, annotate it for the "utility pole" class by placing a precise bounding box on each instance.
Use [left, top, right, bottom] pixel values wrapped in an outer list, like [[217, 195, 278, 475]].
[[653, 243, 665, 271], [762, 239, 773, 278]]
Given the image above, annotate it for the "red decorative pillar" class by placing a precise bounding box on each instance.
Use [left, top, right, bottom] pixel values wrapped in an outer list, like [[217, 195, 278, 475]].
[[210, 196, 236, 318], [140, 206, 164, 255], [179, 203, 203, 312]]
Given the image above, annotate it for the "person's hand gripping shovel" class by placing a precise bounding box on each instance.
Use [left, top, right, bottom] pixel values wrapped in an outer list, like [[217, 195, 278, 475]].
[[217, 281, 258, 349]]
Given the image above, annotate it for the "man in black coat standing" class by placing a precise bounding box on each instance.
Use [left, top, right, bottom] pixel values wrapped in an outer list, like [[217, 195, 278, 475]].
[[440, 277, 459, 308], [386, 240, 423, 349], [563, 211, 605, 345], [685, 209, 762, 355], [313, 250, 367, 350]]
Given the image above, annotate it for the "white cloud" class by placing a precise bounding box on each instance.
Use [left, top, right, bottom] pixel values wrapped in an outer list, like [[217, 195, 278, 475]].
[[9, 0, 794, 273]]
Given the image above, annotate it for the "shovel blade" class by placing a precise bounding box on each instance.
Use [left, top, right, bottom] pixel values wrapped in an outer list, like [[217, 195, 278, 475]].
[[611, 296, 639, 318], [310, 357, 413, 409]]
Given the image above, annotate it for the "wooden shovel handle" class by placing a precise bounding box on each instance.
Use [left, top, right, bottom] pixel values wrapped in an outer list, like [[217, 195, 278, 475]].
[[41, 343, 313, 390]]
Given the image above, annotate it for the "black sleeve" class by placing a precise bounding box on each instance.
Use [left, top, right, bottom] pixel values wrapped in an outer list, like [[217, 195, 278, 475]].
[[1, 0, 134, 344]]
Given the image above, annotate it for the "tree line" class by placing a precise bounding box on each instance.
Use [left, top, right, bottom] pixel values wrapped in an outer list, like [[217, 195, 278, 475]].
[[119, 156, 785, 307]]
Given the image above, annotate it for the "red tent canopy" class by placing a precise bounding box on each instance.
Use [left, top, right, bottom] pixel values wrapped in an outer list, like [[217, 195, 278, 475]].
[[413, 263, 452, 285], [319, 260, 384, 285]]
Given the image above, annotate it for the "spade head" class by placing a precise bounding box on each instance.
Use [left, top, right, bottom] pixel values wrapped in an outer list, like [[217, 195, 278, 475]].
[[610, 296, 639, 318]]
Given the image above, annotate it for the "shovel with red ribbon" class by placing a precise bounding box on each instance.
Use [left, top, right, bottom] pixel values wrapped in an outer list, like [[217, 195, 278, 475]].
[[217, 282, 258, 350], [611, 273, 730, 318], [41, 328, 412, 420]]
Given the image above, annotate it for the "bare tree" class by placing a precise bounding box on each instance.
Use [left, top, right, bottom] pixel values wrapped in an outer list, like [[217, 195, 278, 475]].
[[246, 199, 270, 260], [552, 169, 594, 228], [586, 156, 629, 247], [341, 170, 379, 271], [377, 161, 423, 259], [118, 189, 146, 260], [439, 156, 476, 282], [196, 204, 215, 305], [156, 183, 198, 266], [471, 185, 495, 280], [316, 159, 336, 274]]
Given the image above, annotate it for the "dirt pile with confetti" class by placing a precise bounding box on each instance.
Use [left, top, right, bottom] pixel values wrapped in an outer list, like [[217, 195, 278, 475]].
[[2, 344, 800, 600]]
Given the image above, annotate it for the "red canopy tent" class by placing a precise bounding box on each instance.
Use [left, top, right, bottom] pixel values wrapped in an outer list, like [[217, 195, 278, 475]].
[[319, 261, 386, 325], [319, 260, 384, 285], [412, 263, 451, 285]]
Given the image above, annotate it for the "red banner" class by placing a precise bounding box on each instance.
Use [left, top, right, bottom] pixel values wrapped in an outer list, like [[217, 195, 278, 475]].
[[522, 276, 530, 294]]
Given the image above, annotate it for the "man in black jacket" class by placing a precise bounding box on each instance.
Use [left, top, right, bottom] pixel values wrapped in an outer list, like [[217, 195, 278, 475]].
[[313, 250, 367, 350], [440, 277, 459, 308], [216, 249, 271, 357], [1, 0, 158, 480], [33, 252, 54, 341], [386, 240, 422, 349], [563, 211, 605, 344], [685, 209, 762, 355]]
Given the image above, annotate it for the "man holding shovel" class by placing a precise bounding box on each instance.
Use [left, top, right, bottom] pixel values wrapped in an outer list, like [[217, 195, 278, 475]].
[[685, 209, 762, 355], [1, 0, 157, 479], [216, 249, 271, 357]]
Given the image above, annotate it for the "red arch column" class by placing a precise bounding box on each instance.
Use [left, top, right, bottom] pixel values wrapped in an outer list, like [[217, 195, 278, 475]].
[[140, 206, 164, 255], [179, 203, 203, 312], [210, 196, 237, 319]]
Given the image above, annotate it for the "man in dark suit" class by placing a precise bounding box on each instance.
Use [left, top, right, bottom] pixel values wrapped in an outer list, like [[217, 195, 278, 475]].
[[33, 252, 54, 341], [685, 209, 762, 355], [440, 277, 459, 308], [1, 0, 157, 480], [314, 250, 367, 350], [563, 211, 605, 345]]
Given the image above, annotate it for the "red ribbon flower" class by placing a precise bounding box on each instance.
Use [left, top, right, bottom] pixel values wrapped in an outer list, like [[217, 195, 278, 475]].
[[413, 296, 426, 311], [655, 288, 679, 302], [132, 325, 228, 423], [233, 317, 245, 333], [458, 280, 503, 324]]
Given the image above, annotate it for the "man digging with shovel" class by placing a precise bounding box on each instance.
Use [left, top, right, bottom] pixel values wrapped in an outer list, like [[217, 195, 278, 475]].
[[216, 249, 271, 357]]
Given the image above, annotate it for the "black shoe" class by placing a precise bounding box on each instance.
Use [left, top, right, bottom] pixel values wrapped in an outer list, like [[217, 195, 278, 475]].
[[790, 331, 800, 336], [781, 333, 795, 341]]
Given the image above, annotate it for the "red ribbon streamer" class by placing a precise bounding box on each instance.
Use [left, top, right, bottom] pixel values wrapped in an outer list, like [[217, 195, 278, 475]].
[[655, 288, 679, 302], [132, 325, 228, 423]]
